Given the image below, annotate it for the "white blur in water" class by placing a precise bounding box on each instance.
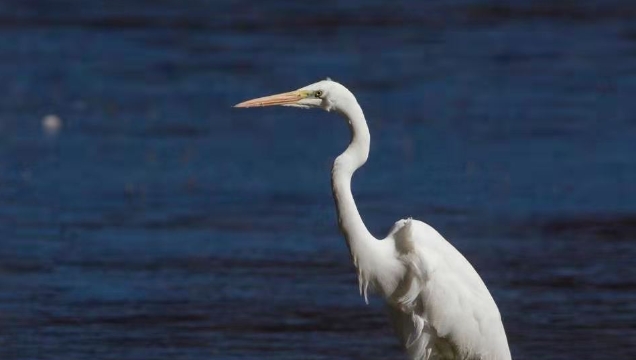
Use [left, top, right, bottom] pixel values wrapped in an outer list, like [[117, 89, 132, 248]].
[[42, 114, 62, 136]]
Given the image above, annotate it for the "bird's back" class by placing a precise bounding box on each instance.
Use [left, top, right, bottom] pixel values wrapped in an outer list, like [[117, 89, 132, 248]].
[[386, 219, 511, 360]]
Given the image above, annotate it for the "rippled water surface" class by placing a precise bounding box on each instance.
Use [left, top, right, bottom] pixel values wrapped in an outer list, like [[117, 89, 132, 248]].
[[1, 1, 635, 359]]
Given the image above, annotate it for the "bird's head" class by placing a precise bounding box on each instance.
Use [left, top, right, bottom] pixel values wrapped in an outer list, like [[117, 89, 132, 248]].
[[234, 78, 354, 113]]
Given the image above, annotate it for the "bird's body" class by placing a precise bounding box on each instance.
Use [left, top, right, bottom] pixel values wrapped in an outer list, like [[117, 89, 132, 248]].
[[370, 219, 510, 360], [235, 79, 512, 360]]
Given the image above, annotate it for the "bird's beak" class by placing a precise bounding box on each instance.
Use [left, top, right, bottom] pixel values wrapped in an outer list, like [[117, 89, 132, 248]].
[[234, 90, 307, 108]]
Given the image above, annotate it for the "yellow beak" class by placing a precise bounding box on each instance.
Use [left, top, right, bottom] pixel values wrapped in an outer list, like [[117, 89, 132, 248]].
[[234, 90, 306, 108]]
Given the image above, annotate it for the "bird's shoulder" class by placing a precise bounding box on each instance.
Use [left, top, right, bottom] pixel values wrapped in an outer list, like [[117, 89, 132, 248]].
[[385, 218, 500, 321], [386, 218, 451, 256], [388, 218, 491, 295]]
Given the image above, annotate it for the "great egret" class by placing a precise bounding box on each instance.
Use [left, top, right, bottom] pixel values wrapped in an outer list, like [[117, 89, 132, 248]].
[[235, 79, 512, 360]]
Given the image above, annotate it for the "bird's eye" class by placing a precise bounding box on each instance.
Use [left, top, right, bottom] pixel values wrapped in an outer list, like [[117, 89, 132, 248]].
[[314, 90, 323, 98]]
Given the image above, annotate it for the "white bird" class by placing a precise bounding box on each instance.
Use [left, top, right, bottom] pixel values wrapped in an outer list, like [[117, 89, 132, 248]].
[[235, 79, 512, 360]]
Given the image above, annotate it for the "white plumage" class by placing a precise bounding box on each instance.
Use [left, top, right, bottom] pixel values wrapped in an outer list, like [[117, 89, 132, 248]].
[[235, 79, 512, 360], [384, 219, 511, 360]]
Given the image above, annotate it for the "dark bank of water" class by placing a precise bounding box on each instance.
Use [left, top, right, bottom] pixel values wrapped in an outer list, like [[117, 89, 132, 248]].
[[0, 1, 634, 359]]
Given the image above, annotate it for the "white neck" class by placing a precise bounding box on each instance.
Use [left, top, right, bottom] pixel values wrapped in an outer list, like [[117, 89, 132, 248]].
[[331, 99, 381, 302]]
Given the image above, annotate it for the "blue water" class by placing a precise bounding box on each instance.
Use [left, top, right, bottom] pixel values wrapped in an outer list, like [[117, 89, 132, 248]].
[[0, 1, 635, 359]]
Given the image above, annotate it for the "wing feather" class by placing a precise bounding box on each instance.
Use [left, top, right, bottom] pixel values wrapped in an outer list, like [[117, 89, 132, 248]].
[[387, 219, 511, 360]]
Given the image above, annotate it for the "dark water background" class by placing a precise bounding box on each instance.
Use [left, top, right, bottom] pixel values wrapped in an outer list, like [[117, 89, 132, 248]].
[[0, 1, 635, 359]]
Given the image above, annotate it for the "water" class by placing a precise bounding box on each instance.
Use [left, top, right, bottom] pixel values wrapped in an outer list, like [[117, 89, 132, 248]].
[[0, 1, 635, 359]]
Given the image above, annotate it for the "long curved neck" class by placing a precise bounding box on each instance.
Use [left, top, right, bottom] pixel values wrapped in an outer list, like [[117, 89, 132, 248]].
[[331, 100, 379, 286]]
